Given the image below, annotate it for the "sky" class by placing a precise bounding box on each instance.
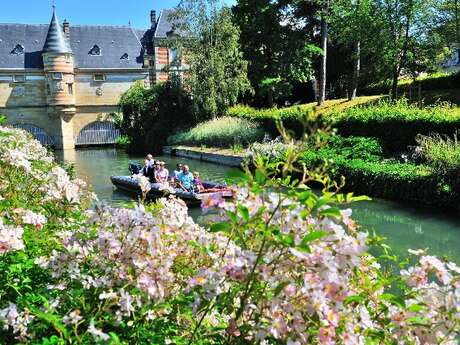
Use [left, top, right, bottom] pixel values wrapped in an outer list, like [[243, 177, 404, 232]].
[[1, 0, 236, 29]]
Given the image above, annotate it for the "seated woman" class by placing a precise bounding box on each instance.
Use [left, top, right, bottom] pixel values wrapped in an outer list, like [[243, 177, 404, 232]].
[[153, 161, 175, 194]]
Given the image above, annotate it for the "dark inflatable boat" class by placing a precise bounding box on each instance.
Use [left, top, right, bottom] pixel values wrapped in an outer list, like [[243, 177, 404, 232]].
[[110, 174, 233, 206]]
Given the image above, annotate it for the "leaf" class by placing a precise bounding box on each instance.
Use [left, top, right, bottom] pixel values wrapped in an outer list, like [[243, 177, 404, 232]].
[[344, 295, 365, 305], [276, 233, 295, 247], [274, 281, 290, 296], [210, 222, 230, 233], [225, 170, 249, 182], [319, 207, 342, 218], [301, 231, 329, 244], [237, 205, 250, 222], [255, 169, 266, 184], [379, 293, 405, 308]]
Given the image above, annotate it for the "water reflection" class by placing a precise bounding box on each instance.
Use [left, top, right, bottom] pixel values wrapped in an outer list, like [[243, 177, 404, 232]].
[[57, 148, 460, 264]]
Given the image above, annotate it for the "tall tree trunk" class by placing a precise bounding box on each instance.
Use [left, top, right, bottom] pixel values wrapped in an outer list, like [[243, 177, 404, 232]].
[[318, 8, 328, 106], [349, 40, 361, 100], [455, 0, 460, 63], [392, 0, 413, 100]]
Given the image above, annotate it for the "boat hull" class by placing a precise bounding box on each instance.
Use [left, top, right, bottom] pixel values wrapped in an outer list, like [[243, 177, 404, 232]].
[[110, 175, 232, 205]]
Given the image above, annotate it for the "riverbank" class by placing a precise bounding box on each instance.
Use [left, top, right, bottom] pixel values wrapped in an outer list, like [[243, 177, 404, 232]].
[[163, 145, 244, 167]]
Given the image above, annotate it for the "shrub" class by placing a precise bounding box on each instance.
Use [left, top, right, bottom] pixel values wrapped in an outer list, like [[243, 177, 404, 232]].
[[416, 133, 460, 178], [118, 80, 194, 153], [331, 99, 460, 152], [168, 117, 265, 148]]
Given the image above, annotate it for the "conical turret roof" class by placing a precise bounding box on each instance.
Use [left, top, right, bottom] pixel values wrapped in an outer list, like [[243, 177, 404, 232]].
[[43, 7, 72, 54]]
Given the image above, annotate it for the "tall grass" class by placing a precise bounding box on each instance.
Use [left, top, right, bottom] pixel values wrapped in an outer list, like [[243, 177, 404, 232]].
[[416, 133, 460, 175], [167, 117, 265, 148]]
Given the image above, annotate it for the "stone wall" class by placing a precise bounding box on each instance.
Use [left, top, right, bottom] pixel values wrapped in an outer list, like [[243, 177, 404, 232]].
[[0, 73, 47, 107]]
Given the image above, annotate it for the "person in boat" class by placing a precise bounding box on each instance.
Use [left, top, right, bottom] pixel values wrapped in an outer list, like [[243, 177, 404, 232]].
[[146, 154, 155, 167], [153, 161, 175, 194], [155, 161, 169, 184], [140, 158, 154, 182], [193, 171, 205, 193], [174, 163, 183, 179], [193, 171, 230, 193], [177, 165, 195, 192]]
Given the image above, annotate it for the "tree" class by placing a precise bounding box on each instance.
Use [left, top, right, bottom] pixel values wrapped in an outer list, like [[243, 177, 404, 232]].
[[172, 0, 251, 119], [233, 0, 321, 107]]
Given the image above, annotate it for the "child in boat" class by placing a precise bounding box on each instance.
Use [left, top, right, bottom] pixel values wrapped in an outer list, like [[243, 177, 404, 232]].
[[193, 172, 231, 193], [193, 171, 205, 193]]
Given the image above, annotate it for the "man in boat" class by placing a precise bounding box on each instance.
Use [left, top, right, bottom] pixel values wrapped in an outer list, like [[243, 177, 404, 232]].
[[176, 165, 195, 192], [146, 154, 155, 167], [140, 158, 154, 182]]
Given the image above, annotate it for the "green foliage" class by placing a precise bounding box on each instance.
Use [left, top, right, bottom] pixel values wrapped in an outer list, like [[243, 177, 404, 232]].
[[232, 0, 321, 107], [167, 117, 265, 148], [362, 71, 460, 95], [118, 80, 194, 153], [172, 3, 251, 119], [416, 133, 460, 176], [227, 103, 319, 137], [0, 115, 5, 125], [331, 99, 460, 152], [115, 135, 131, 148]]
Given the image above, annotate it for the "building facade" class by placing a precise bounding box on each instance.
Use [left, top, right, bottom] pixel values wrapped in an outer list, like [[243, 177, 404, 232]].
[[0, 7, 184, 149]]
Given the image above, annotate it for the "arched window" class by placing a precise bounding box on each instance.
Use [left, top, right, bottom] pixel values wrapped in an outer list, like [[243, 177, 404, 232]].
[[11, 44, 24, 55], [89, 45, 101, 56]]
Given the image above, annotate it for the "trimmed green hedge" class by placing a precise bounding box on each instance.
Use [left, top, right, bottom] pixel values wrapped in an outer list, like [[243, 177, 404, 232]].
[[227, 104, 317, 137], [331, 100, 460, 152], [301, 151, 457, 208]]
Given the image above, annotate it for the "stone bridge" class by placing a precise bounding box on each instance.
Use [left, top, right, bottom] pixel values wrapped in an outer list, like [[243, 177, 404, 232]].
[[2, 105, 121, 149]]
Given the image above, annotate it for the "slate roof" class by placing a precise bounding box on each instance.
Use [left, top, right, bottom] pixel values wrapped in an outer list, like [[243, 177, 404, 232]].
[[0, 8, 181, 70], [154, 9, 189, 39], [0, 24, 147, 70], [43, 7, 72, 54]]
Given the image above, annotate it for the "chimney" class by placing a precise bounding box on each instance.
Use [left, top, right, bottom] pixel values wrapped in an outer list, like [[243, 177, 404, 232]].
[[150, 10, 157, 29], [63, 19, 70, 37]]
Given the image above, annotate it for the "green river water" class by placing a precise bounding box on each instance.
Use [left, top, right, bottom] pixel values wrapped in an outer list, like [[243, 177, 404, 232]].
[[58, 147, 460, 264]]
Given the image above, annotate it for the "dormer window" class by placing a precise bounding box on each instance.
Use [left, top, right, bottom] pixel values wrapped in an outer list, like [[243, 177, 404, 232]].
[[89, 45, 101, 56], [11, 44, 24, 55], [13, 75, 26, 83], [121, 53, 129, 60], [93, 73, 106, 82]]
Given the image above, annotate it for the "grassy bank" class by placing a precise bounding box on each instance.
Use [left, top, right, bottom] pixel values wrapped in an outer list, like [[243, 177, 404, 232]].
[[167, 117, 265, 148]]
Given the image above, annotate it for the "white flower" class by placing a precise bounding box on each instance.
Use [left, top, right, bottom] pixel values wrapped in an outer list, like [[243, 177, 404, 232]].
[[87, 320, 110, 341], [63, 310, 83, 325], [22, 210, 47, 230]]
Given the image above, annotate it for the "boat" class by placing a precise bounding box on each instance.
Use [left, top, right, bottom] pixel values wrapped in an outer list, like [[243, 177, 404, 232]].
[[110, 164, 233, 205]]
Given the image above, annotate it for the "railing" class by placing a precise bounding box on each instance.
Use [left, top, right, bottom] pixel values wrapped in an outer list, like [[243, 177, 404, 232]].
[[12, 124, 55, 147], [75, 121, 120, 147]]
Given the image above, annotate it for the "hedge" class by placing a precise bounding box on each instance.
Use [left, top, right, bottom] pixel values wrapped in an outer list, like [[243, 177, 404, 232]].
[[330, 100, 460, 152], [300, 151, 458, 208]]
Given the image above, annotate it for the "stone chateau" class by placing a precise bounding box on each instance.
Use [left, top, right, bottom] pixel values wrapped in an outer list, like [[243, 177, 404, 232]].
[[0, 7, 186, 149]]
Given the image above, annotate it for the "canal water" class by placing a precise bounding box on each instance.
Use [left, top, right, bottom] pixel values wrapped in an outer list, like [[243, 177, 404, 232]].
[[58, 148, 460, 264]]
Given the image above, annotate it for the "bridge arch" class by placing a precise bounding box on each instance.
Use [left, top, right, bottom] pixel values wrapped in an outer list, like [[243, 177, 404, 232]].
[[12, 124, 55, 147], [75, 121, 120, 147]]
